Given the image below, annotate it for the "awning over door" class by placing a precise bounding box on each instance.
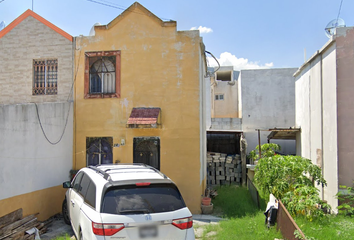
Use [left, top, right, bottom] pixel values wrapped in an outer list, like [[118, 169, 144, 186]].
[[126, 107, 161, 128]]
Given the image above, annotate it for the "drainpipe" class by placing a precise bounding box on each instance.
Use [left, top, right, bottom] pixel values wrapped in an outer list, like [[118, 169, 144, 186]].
[[320, 53, 324, 201], [258, 129, 262, 161]]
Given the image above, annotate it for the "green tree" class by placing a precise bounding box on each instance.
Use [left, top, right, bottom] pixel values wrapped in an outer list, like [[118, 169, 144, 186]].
[[252, 144, 328, 220]]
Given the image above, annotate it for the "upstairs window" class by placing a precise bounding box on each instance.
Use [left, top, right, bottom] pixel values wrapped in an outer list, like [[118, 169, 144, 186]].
[[33, 59, 58, 95], [215, 94, 224, 100], [84, 51, 121, 99]]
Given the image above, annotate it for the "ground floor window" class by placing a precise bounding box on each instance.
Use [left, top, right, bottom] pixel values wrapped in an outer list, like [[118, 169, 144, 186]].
[[86, 137, 113, 166]]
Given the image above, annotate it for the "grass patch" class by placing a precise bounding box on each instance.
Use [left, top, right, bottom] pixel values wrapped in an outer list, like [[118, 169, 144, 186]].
[[295, 215, 354, 240], [52, 234, 71, 240], [200, 185, 282, 240]]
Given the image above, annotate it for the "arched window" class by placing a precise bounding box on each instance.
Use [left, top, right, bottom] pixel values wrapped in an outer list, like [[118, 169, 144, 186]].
[[84, 51, 121, 99], [90, 57, 116, 94]]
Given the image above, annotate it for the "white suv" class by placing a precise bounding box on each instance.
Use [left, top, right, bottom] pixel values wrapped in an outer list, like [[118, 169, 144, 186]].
[[62, 164, 195, 240]]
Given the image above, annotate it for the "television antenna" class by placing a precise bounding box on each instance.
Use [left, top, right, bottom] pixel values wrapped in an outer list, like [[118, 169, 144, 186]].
[[325, 18, 346, 38], [0, 21, 5, 31]]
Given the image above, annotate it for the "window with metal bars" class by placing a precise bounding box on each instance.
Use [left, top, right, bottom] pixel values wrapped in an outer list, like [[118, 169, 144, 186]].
[[33, 59, 58, 95], [84, 51, 121, 99]]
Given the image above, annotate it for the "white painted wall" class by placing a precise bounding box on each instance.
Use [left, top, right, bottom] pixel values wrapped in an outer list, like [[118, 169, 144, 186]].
[[0, 102, 73, 200], [240, 68, 297, 154], [322, 43, 338, 210], [295, 41, 338, 210]]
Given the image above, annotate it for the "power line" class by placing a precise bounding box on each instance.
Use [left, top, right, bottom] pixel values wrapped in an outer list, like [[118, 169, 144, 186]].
[[86, 0, 126, 11], [85, 0, 173, 21]]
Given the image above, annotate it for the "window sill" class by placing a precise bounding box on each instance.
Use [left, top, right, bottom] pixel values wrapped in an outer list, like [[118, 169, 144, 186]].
[[84, 93, 120, 99]]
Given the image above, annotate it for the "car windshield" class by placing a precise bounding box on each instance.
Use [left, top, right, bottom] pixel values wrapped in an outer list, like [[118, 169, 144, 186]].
[[101, 184, 186, 214]]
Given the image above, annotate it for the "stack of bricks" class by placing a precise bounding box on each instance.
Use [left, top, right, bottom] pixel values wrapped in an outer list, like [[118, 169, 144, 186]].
[[207, 152, 242, 187]]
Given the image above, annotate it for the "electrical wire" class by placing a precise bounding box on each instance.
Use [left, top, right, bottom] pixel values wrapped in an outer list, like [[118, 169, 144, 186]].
[[34, 101, 71, 145], [34, 43, 82, 145], [336, 0, 344, 23], [84, 0, 173, 21], [205, 50, 220, 77]]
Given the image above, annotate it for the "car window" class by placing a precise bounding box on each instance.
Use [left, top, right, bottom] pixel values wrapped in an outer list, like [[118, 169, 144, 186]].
[[72, 172, 83, 192], [101, 184, 186, 214], [79, 174, 90, 198], [85, 181, 96, 209]]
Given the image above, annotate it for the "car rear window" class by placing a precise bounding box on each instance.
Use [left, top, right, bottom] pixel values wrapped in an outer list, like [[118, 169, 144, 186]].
[[101, 184, 186, 214]]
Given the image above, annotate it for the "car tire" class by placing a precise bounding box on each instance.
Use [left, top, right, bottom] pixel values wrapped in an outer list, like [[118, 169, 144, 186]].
[[79, 229, 83, 240], [62, 199, 70, 225]]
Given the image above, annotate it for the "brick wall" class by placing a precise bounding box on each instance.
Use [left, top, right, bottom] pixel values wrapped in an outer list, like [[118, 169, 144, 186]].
[[0, 16, 73, 104]]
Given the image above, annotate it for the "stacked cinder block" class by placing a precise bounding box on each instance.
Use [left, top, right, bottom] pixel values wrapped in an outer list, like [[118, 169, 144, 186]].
[[207, 152, 242, 187]]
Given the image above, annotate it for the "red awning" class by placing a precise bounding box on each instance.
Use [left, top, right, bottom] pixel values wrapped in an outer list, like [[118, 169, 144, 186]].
[[127, 108, 161, 128]]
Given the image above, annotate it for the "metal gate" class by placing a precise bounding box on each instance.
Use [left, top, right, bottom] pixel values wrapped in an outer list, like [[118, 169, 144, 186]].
[[133, 137, 160, 170]]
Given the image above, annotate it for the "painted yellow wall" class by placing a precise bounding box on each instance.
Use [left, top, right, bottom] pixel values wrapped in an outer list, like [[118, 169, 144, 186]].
[[74, 3, 204, 213], [0, 185, 66, 221]]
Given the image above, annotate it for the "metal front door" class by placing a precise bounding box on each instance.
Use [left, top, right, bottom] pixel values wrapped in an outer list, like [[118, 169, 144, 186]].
[[133, 137, 160, 170]]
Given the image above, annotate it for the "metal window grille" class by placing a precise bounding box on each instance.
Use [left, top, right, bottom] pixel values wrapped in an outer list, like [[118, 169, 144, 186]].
[[89, 56, 116, 94], [33, 59, 58, 95]]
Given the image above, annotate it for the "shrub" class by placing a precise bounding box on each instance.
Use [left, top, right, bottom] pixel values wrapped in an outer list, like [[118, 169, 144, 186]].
[[252, 144, 328, 220], [336, 184, 354, 216]]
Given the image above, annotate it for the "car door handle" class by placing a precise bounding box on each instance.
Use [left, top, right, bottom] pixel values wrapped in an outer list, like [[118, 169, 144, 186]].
[[71, 200, 75, 207]]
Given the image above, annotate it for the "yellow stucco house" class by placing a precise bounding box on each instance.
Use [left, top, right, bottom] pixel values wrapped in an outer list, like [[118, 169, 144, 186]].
[[74, 2, 207, 213]]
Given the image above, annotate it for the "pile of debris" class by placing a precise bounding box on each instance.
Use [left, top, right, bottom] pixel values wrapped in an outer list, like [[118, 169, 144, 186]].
[[207, 152, 242, 187], [0, 209, 51, 240]]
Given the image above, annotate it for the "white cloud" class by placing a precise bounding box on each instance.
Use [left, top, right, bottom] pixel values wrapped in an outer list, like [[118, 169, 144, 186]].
[[207, 52, 274, 70], [190, 26, 213, 34]]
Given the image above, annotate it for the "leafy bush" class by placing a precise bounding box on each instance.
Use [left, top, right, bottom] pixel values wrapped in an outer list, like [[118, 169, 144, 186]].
[[252, 144, 328, 220], [336, 184, 354, 216], [249, 143, 280, 161]]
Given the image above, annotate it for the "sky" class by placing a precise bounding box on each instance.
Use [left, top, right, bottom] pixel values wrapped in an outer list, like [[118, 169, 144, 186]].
[[0, 0, 353, 70]]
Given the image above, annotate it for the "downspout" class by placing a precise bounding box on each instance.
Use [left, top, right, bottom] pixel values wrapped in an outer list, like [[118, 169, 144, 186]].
[[73, 37, 76, 170], [320, 53, 324, 201]]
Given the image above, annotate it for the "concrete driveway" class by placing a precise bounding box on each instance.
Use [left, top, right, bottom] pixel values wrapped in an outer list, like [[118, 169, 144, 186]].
[[40, 214, 222, 239]]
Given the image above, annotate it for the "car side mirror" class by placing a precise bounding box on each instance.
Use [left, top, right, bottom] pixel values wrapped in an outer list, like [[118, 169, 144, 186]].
[[63, 181, 72, 188]]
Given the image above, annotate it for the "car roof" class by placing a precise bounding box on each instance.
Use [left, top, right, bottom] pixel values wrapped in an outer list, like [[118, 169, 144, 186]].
[[83, 164, 169, 185]]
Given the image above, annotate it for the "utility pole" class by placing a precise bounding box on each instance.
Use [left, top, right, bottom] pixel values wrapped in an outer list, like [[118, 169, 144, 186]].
[[32, 0, 33, 11]]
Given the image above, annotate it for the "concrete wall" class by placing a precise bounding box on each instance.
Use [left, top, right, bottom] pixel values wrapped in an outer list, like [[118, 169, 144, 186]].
[[294, 40, 338, 210], [212, 81, 238, 118], [0, 15, 73, 104], [74, 3, 205, 213], [336, 27, 354, 190], [211, 67, 239, 118], [0, 102, 73, 220], [210, 118, 242, 131], [240, 68, 297, 154]]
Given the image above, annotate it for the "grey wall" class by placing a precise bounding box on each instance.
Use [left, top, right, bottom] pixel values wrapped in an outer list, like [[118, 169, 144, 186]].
[[240, 68, 297, 154], [0, 102, 73, 200]]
